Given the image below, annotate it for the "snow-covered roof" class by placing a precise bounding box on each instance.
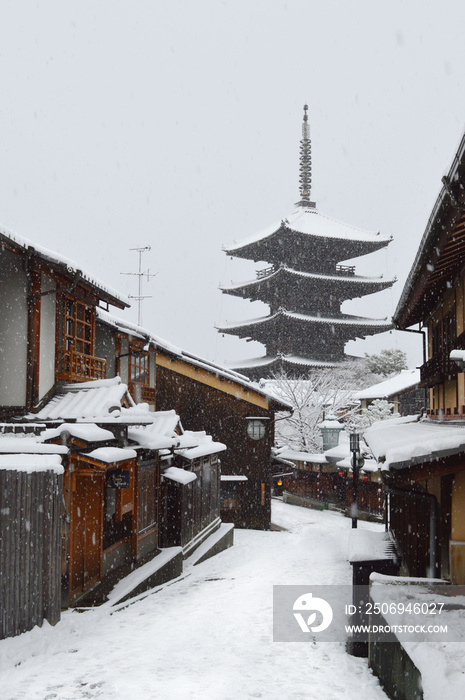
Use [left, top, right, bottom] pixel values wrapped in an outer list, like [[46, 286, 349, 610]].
[[129, 410, 226, 458], [162, 466, 197, 485], [86, 447, 137, 463], [224, 207, 390, 252], [222, 263, 394, 292], [42, 423, 115, 443], [354, 369, 421, 400], [394, 127, 465, 326], [275, 448, 327, 463], [129, 410, 187, 450], [220, 474, 248, 481], [230, 354, 342, 371], [0, 453, 64, 473], [220, 309, 391, 331], [0, 224, 128, 308], [363, 415, 465, 469], [32, 377, 153, 424], [176, 431, 226, 460]]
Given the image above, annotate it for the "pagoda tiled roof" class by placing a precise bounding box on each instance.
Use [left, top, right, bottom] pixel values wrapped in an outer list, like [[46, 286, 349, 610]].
[[224, 207, 391, 255], [218, 308, 392, 333], [222, 264, 394, 293], [229, 354, 342, 370]]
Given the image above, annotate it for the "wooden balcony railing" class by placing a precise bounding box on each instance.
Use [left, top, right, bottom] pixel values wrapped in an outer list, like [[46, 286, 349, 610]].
[[57, 350, 107, 383], [420, 352, 459, 387]]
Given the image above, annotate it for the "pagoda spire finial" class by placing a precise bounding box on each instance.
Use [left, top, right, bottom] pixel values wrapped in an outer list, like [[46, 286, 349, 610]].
[[296, 104, 315, 208]]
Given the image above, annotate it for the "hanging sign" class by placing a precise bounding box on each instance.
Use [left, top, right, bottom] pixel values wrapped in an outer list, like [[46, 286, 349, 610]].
[[107, 469, 130, 489]]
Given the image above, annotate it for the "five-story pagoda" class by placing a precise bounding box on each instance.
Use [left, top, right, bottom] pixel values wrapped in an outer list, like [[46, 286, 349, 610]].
[[218, 106, 394, 380]]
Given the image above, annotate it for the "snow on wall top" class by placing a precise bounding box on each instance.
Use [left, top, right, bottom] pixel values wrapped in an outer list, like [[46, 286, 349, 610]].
[[0, 453, 64, 473], [0, 224, 128, 308], [348, 529, 397, 563], [354, 369, 421, 400], [0, 436, 68, 454], [224, 207, 390, 253]]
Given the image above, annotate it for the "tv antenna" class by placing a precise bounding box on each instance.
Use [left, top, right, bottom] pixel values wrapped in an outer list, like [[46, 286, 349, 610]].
[[121, 246, 158, 325]]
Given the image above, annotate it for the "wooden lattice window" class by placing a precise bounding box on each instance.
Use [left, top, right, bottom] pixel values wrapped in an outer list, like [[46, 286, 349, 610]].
[[130, 349, 150, 385], [64, 298, 94, 356]]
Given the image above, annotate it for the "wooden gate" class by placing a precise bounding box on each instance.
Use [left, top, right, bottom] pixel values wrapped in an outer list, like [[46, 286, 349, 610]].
[[69, 472, 104, 600]]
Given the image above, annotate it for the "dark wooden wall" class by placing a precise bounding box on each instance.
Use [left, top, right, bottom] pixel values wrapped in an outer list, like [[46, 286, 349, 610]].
[[0, 468, 62, 639], [159, 456, 220, 549], [155, 364, 274, 530]]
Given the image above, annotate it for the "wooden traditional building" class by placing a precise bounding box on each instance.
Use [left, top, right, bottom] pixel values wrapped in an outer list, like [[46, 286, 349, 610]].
[[0, 225, 128, 418], [354, 368, 423, 416], [372, 127, 465, 584], [0, 228, 233, 619], [96, 309, 291, 530], [218, 106, 394, 379]]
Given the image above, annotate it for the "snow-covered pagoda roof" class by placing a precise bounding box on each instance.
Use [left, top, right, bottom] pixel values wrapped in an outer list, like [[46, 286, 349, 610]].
[[0, 223, 128, 309], [223, 264, 394, 293], [221, 264, 395, 307], [223, 207, 392, 266], [227, 354, 344, 379], [219, 309, 392, 333]]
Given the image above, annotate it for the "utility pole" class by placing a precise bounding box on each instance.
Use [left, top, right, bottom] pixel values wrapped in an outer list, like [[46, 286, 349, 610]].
[[121, 246, 158, 326]]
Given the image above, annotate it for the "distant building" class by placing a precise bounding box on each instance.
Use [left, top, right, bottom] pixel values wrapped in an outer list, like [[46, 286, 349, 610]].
[[354, 368, 424, 416], [218, 106, 394, 379]]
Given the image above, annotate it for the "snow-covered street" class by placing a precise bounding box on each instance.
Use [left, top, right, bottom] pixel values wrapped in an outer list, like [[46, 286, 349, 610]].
[[0, 502, 387, 700]]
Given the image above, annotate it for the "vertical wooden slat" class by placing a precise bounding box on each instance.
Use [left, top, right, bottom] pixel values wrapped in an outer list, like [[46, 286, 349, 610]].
[[0, 468, 63, 640]]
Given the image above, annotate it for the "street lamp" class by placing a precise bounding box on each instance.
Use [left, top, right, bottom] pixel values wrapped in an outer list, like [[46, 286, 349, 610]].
[[350, 433, 364, 529], [318, 413, 344, 451]]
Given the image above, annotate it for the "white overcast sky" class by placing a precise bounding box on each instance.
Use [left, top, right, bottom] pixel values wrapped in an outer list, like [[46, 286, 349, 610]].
[[1, 1, 465, 369]]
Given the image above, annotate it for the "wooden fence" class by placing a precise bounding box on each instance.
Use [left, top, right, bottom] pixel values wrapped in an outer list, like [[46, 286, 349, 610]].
[[0, 468, 63, 639], [283, 470, 384, 517]]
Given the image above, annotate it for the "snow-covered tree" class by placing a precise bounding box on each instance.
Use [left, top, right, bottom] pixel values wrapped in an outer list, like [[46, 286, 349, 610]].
[[364, 349, 408, 377], [345, 398, 396, 434], [261, 362, 368, 452]]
